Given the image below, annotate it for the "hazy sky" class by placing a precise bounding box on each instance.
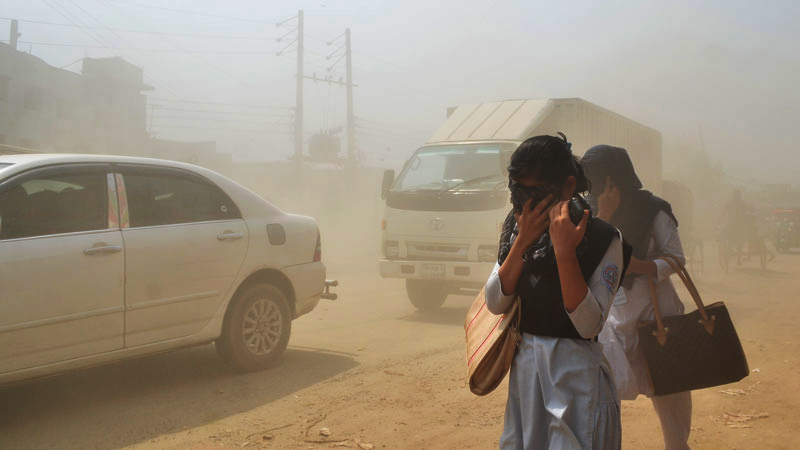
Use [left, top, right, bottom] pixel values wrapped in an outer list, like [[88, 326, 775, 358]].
[[2, 0, 798, 185]]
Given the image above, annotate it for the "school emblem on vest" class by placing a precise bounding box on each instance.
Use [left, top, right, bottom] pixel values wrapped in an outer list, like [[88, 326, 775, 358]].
[[602, 264, 619, 292]]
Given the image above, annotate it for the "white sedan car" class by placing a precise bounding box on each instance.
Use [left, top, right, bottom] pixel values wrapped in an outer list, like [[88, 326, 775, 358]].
[[0, 154, 335, 385]]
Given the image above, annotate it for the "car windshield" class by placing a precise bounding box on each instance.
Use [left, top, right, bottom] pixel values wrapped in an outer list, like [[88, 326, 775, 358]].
[[393, 143, 514, 192]]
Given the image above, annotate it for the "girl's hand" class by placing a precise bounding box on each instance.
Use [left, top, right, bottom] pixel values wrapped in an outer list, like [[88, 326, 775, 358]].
[[597, 176, 620, 221], [549, 200, 589, 256], [514, 195, 553, 250], [627, 256, 658, 278]]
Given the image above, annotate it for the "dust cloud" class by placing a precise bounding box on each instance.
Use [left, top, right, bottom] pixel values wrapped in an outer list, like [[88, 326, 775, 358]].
[[0, 1, 798, 449]]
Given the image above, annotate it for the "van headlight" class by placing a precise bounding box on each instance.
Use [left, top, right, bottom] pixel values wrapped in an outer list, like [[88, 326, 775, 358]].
[[478, 245, 498, 262], [383, 240, 400, 259]]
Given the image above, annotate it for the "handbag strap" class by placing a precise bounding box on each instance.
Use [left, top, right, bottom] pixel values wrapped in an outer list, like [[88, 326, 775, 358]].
[[646, 255, 715, 346], [511, 297, 522, 344], [659, 255, 715, 335], [647, 277, 669, 346]]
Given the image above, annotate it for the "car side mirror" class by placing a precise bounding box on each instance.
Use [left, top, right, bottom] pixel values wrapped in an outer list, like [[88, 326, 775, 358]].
[[381, 169, 395, 200]]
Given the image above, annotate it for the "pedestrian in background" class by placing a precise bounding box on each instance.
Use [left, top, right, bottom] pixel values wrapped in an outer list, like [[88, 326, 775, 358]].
[[582, 145, 693, 450]]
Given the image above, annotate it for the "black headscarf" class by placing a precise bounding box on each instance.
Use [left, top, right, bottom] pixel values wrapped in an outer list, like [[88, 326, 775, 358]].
[[581, 145, 677, 288]]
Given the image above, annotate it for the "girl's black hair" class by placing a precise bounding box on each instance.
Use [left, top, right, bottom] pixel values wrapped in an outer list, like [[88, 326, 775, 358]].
[[507, 132, 590, 195]]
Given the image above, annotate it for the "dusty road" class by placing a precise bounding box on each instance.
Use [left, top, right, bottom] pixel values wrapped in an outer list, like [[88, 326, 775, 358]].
[[1, 245, 798, 450]]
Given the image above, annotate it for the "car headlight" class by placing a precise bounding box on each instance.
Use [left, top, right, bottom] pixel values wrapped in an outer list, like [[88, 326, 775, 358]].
[[383, 240, 400, 259], [478, 245, 498, 262]]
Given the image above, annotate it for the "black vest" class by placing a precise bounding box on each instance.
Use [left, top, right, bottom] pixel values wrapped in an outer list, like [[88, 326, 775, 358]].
[[515, 218, 629, 340]]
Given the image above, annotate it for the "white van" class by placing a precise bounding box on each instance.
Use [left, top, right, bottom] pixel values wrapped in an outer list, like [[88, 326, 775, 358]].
[[379, 98, 662, 310]]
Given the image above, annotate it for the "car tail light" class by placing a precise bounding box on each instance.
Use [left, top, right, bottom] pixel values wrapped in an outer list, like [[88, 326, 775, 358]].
[[313, 232, 322, 262], [381, 218, 387, 230]]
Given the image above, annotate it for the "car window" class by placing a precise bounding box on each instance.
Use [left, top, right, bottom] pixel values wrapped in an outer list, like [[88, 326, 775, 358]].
[[123, 170, 241, 227], [0, 171, 108, 240]]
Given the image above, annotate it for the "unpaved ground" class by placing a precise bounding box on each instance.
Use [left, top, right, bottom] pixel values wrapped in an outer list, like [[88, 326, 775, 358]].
[[1, 247, 798, 450]]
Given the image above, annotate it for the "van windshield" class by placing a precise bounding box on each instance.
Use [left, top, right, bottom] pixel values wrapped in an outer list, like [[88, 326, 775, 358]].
[[393, 143, 514, 192]]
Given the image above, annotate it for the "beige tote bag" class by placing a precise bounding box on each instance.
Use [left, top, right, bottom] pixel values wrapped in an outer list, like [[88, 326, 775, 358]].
[[464, 287, 521, 396]]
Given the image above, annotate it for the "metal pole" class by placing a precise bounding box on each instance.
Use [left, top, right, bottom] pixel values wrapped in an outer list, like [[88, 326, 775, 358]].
[[10, 20, 19, 51], [294, 10, 304, 178], [345, 28, 355, 169]]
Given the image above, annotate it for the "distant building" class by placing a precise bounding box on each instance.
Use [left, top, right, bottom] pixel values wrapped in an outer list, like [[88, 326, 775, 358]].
[[0, 43, 229, 169]]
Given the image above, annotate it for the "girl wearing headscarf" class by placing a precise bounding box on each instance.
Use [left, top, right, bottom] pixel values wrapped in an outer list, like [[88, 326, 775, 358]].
[[581, 145, 693, 450], [485, 134, 630, 450]]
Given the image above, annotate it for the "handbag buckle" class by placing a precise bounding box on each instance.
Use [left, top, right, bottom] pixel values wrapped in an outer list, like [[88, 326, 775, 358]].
[[699, 315, 716, 335], [653, 327, 669, 346]]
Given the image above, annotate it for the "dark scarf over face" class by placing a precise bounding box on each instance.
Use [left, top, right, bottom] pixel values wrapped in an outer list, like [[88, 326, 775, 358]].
[[497, 196, 593, 275], [582, 145, 677, 288]]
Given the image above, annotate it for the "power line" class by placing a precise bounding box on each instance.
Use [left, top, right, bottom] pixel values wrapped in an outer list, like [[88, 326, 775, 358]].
[[0, 16, 278, 40], [97, 0, 286, 98], [13, 40, 277, 54], [151, 124, 293, 133], [100, 0, 283, 24], [149, 106, 292, 118], [151, 116, 293, 126], [40, 0, 114, 51], [148, 97, 291, 109], [38, 0, 184, 97], [152, 118, 294, 128]]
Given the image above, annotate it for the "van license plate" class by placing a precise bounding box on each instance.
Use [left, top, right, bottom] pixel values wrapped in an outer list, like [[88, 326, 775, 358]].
[[421, 263, 446, 279]]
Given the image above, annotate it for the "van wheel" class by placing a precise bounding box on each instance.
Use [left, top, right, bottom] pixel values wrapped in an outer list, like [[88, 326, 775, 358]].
[[216, 284, 291, 372], [406, 279, 448, 311]]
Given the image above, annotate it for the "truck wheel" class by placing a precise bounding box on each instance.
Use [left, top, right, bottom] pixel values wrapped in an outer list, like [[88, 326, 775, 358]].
[[406, 279, 448, 311], [216, 284, 292, 372]]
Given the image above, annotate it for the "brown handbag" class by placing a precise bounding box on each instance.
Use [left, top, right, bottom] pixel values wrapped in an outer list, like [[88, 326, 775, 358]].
[[464, 287, 521, 396], [638, 255, 749, 396]]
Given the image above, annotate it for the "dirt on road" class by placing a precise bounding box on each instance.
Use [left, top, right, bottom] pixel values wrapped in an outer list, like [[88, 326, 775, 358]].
[[1, 246, 798, 450]]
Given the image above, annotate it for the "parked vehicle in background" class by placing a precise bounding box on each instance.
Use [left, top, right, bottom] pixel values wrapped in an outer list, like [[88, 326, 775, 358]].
[[774, 208, 800, 253], [0, 154, 336, 385], [379, 98, 662, 310]]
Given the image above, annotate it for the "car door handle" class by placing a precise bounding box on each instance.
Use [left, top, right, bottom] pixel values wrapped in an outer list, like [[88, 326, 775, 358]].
[[217, 231, 244, 241], [83, 245, 123, 256]]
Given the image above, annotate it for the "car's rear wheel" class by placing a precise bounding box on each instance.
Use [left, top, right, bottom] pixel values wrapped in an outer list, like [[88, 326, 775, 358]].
[[216, 284, 291, 371], [406, 279, 448, 311]]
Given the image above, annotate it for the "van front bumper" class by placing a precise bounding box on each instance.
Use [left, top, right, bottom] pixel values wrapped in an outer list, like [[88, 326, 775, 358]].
[[379, 259, 492, 286]]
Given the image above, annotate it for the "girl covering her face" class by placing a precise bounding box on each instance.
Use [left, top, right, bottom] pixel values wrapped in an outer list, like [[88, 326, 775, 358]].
[[486, 133, 630, 450]]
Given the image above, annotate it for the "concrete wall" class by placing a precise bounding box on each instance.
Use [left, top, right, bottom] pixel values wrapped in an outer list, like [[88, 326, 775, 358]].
[[0, 43, 228, 169]]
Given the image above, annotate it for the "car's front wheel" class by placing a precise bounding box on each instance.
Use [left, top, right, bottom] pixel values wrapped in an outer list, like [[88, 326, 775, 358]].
[[216, 284, 291, 371]]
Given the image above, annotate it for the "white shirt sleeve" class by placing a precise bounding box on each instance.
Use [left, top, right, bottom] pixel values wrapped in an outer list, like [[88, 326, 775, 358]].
[[650, 210, 686, 283], [485, 262, 516, 315], [566, 234, 625, 339]]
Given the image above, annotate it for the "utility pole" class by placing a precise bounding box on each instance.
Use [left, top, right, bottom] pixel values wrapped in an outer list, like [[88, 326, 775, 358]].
[[294, 10, 304, 179], [345, 28, 355, 170], [9, 19, 20, 51], [302, 27, 357, 180]]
